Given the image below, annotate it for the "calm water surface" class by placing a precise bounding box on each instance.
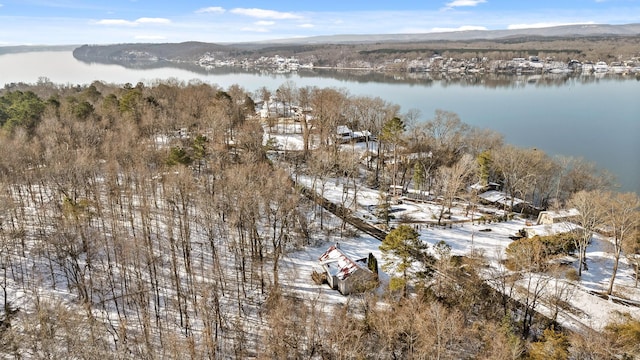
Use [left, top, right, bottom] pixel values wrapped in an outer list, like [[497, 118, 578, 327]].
[[1, 51, 639, 193]]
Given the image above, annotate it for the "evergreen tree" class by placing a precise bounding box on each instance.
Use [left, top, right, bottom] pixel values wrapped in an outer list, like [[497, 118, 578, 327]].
[[380, 116, 406, 194], [167, 146, 192, 166], [477, 150, 491, 186], [376, 190, 391, 229], [367, 253, 378, 275], [412, 162, 425, 195], [0, 90, 45, 132], [379, 224, 428, 296]]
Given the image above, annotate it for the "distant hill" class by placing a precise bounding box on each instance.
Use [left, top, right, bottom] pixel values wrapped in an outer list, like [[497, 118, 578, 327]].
[[71, 23, 640, 67], [258, 23, 640, 44], [73, 42, 236, 62], [0, 45, 78, 55]]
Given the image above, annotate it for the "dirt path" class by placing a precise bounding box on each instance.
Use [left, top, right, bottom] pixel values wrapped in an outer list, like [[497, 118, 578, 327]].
[[295, 182, 388, 241]]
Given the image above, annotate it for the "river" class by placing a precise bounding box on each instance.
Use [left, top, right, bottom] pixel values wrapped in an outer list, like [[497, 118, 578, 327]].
[[1, 50, 638, 193]]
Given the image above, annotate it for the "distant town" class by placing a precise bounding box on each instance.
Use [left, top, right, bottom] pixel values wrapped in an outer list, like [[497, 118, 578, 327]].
[[71, 28, 640, 77], [195, 52, 640, 75]]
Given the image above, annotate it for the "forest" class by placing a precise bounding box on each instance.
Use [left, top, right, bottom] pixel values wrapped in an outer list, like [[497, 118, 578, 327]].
[[0, 79, 638, 359]]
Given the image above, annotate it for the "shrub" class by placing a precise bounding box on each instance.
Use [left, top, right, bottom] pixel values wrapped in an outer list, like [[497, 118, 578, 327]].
[[528, 328, 570, 360], [505, 237, 545, 271], [604, 312, 640, 355], [505, 232, 576, 272], [565, 268, 580, 281], [539, 232, 577, 256]]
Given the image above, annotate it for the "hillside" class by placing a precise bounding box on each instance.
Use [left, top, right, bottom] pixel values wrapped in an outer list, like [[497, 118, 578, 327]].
[[71, 23, 640, 70], [262, 23, 640, 44], [72, 41, 236, 62], [0, 45, 78, 55], [0, 73, 638, 359]]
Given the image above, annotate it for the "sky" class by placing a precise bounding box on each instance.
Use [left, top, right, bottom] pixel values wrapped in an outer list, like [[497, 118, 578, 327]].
[[0, 0, 639, 45]]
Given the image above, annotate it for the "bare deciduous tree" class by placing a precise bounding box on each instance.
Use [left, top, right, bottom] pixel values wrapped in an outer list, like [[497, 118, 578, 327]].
[[436, 153, 477, 224], [602, 192, 640, 295], [568, 190, 607, 276]]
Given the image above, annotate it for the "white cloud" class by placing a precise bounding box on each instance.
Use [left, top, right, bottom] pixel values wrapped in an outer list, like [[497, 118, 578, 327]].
[[299, 23, 314, 28], [507, 21, 595, 30], [255, 21, 275, 26], [95, 17, 171, 26], [230, 8, 303, 20], [430, 25, 487, 32], [443, 0, 487, 9], [195, 6, 225, 14], [135, 17, 171, 24]]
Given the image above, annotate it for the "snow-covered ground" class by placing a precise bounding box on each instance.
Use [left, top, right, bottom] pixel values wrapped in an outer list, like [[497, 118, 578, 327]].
[[268, 122, 640, 333], [282, 199, 640, 332]]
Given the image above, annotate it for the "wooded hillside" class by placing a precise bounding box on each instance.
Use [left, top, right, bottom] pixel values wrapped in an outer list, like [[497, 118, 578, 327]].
[[0, 80, 638, 358]]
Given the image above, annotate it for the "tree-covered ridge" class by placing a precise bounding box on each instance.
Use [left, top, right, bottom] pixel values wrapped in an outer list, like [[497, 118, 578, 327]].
[[73, 42, 234, 62], [72, 30, 640, 72]]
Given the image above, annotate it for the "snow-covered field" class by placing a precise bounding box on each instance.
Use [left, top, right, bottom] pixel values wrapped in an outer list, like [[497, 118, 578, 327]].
[[282, 194, 640, 332], [269, 123, 640, 333]]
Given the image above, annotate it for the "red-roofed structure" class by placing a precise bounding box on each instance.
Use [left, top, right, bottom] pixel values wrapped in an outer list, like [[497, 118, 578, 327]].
[[317, 244, 378, 295]]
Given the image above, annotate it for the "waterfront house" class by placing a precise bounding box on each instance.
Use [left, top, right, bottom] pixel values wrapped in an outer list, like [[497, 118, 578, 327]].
[[336, 125, 354, 143], [478, 190, 525, 211], [536, 208, 580, 225]]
